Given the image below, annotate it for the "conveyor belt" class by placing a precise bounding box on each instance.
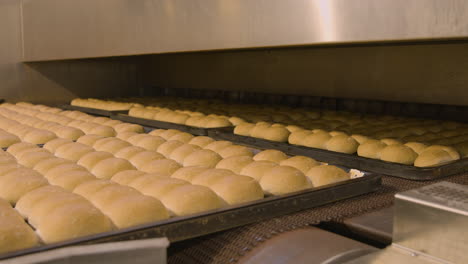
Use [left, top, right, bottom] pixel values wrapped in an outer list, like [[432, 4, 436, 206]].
[[167, 173, 468, 264]]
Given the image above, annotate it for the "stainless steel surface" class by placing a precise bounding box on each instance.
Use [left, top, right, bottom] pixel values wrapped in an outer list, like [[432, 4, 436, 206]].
[[237, 227, 376, 264], [0, 0, 139, 104], [392, 182, 468, 264], [143, 42, 468, 106], [343, 207, 393, 245], [343, 245, 443, 264], [22, 0, 468, 61]]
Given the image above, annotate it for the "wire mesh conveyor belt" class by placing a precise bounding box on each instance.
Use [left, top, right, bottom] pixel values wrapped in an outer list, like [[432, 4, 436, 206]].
[[167, 173, 468, 264]]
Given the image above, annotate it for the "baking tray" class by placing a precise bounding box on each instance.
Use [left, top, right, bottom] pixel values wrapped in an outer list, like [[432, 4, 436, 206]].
[[0, 172, 381, 260], [208, 129, 468, 180], [112, 113, 233, 136], [59, 105, 128, 117]]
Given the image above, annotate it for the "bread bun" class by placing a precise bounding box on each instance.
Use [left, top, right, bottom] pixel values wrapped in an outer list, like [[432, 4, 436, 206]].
[[116, 131, 139, 140], [279, 156, 320, 174], [0, 216, 39, 253], [169, 144, 202, 164], [404, 142, 428, 155], [33, 158, 70, 175], [89, 125, 116, 137], [140, 159, 181, 175], [134, 135, 166, 151], [414, 148, 456, 167], [16, 151, 53, 168], [87, 184, 139, 208], [128, 151, 165, 169], [217, 145, 253, 158], [156, 140, 185, 158], [306, 165, 349, 187], [351, 134, 369, 144], [191, 169, 236, 186], [188, 136, 215, 147], [234, 123, 255, 136], [37, 202, 113, 243], [95, 139, 132, 154], [216, 156, 253, 174], [111, 170, 145, 185], [23, 130, 57, 144], [160, 184, 223, 216], [127, 174, 168, 190], [423, 145, 460, 160], [76, 134, 105, 146], [0, 134, 21, 148], [239, 161, 277, 181], [183, 149, 222, 168], [299, 131, 332, 149], [49, 170, 96, 191], [171, 166, 209, 182], [45, 163, 88, 180], [325, 135, 359, 154], [114, 146, 146, 160], [0, 169, 48, 204], [53, 126, 84, 140], [7, 142, 37, 156], [260, 166, 311, 195], [158, 129, 181, 140], [357, 139, 387, 159], [250, 123, 271, 138], [73, 179, 116, 198], [15, 185, 67, 218], [91, 158, 136, 179], [380, 144, 417, 165], [139, 178, 189, 200], [77, 151, 114, 170], [253, 149, 288, 163], [104, 194, 169, 228], [380, 138, 402, 146], [43, 138, 74, 152], [169, 132, 194, 143], [203, 141, 233, 152], [289, 130, 313, 145], [263, 127, 290, 142], [55, 143, 94, 161], [209, 175, 263, 205]]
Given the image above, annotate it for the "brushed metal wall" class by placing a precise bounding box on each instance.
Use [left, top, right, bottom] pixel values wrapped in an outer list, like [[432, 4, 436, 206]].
[[0, 0, 139, 104], [22, 0, 468, 61], [142, 42, 468, 106]]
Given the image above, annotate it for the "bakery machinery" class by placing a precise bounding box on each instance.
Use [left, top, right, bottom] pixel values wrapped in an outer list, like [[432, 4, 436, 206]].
[[1, 0, 468, 263]]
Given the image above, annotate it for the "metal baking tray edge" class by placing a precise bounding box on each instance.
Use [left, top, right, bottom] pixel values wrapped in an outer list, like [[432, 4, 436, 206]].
[[112, 114, 233, 136], [208, 130, 468, 180], [59, 105, 128, 117], [0, 174, 380, 260]]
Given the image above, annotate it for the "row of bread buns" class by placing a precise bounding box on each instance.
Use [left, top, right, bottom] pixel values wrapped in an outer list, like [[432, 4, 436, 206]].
[[71, 98, 138, 111]]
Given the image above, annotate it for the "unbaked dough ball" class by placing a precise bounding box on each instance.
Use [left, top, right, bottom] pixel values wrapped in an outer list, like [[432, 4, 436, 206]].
[[77, 151, 114, 170], [140, 159, 181, 176], [183, 149, 222, 168], [169, 132, 194, 143], [104, 194, 169, 229], [234, 123, 255, 136], [404, 142, 428, 155], [299, 131, 331, 149], [16, 151, 53, 168], [215, 156, 253, 174], [156, 140, 185, 158], [253, 149, 288, 163], [23, 130, 57, 144], [188, 136, 215, 147], [55, 143, 94, 161], [33, 158, 70, 175], [260, 166, 311, 195], [76, 134, 105, 146], [171, 166, 209, 182], [279, 156, 320, 174], [49, 170, 96, 191], [114, 146, 146, 160], [43, 138, 74, 152], [239, 161, 278, 181], [217, 145, 253, 158], [91, 158, 136, 179], [0, 168, 48, 204], [414, 148, 458, 167], [325, 135, 359, 154], [357, 140, 387, 159], [134, 135, 166, 151], [380, 144, 417, 165], [15, 185, 66, 219], [203, 141, 233, 152], [160, 185, 223, 216], [169, 144, 202, 164], [36, 202, 113, 243], [306, 165, 350, 187], [111, 170, 145, 185], [128, 151, 165, 169]]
